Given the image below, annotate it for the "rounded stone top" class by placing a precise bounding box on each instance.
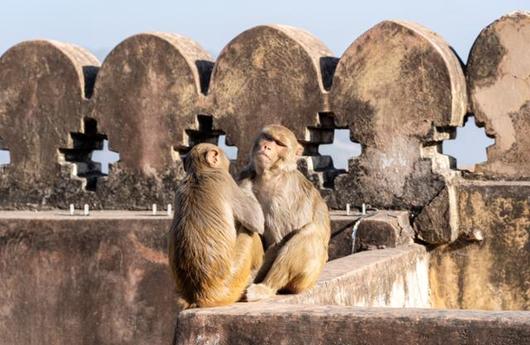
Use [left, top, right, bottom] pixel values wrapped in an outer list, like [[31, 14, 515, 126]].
[[330, 20, 467, 144], [91, 33, 213, 174], [208, 24, 334, 166], [467, 12, 530, 179], [0, 40, 99, 181]]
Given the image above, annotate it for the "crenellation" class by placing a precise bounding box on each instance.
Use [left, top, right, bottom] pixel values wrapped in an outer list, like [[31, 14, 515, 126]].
[[0, 15, 528, 247], [329, 20, 467, 214]]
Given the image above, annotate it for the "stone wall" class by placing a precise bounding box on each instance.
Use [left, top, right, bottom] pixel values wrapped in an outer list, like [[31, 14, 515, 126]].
[[0, 12, 528, 241], [0, 211, 362, 345], [429, 180, 530, 310]]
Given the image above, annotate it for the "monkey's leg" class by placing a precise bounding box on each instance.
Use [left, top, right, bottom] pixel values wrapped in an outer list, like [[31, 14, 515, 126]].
[[249, 232, 264, 280], [246, 227, 326, 301], [253, 242, 281, 283]]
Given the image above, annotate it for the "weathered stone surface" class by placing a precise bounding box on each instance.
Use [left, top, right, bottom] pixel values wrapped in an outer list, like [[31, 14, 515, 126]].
[[330, 21, 467, 211], [91, 33, 213, 209], [208, 25, 334, 169], [355, 210, 414, 251], [327, 212, 359, 260], [0, 211, 359, 345], [0, 40, 99, 209], [276, 244, 429, 307], [414, 185, 459, 244], [175, 304, 530, 345], [467, 12, 530, 179], [429, 180, 530, 311], [0, 212, 176, 345]]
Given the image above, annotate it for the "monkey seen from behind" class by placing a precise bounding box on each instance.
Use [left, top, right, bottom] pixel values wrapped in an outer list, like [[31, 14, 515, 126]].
[[168, 143, 264, 309]]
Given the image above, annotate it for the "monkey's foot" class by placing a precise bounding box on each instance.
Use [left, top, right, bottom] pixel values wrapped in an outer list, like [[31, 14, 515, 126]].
[[244, 283, 276, 302], [176, 297, 197, 310]]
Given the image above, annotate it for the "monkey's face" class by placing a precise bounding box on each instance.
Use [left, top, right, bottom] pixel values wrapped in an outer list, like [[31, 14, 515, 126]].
[[252, 125, 303, 174], [186, 143, 230, 173]]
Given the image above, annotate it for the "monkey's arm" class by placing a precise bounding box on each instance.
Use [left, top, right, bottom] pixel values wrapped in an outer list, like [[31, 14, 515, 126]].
[[299, 192, 331, 246], [232, 179, 265, 235]]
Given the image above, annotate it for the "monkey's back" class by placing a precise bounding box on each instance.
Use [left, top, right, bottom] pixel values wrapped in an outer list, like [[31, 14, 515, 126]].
[[168, 173, 237, 304]]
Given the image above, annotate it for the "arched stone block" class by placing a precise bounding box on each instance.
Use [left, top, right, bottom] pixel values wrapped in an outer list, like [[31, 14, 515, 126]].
[[0, 40, 99, 208], [467, 12, 530, 179], [208, 25, 334, 168], [90, 33, 213, 208], [330, 21, 467, 212]]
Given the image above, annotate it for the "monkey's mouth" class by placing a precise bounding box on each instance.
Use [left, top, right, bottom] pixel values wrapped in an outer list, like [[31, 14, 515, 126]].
[[256, 151, 271, 161]]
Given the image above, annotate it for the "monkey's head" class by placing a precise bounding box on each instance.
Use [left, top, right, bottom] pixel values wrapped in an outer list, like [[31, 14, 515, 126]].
[[185, 143, 230, 173], [251, 124, 303, 174]]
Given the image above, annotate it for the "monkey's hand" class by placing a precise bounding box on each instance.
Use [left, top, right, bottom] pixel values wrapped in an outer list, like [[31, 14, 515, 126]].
[[233, 185, 265, 235]]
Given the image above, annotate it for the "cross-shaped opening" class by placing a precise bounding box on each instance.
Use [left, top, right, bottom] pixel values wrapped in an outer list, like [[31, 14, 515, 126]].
[[318, 129, 361, 171], [175, 114, 238, 163], [59, 117, 111, 191], [442, 115, 494, 171], [300, 113, 362, 189], [92, 140, 120, 174], [218, 134, 238, 160]]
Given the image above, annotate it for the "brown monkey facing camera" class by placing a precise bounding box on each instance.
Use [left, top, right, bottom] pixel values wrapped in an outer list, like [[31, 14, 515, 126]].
[[240, 124, 331, 301], [168, 143, 264, 309]]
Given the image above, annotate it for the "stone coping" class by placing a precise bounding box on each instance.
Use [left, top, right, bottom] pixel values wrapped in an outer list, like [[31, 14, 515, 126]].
[[0, 209, 363, 220], [176, 304, 530, 345]]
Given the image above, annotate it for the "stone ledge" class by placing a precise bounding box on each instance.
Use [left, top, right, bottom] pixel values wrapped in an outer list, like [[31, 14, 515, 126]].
[[272, 244, 429, 307], [354, 210, 414, 251], [176, 304, 530, 345]]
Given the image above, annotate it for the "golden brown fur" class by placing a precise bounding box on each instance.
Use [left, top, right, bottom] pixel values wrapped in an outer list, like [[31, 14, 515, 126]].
[[240, 125, 331, 301], [168, 143, 264, 308]]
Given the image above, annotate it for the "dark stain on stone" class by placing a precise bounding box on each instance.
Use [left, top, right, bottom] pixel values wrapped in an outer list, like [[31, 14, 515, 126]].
[[400, 47, 452, 126], [467, 28, 506, 90]]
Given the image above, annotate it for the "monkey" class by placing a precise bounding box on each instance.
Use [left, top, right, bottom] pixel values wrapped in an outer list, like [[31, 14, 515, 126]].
[[239, 124, 331, 301], [168, 143, 264, 309]]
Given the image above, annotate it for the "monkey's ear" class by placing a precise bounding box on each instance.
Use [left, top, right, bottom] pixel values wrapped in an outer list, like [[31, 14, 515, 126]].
[[295, 144, 304, 157], [205, 149, 221, 168]]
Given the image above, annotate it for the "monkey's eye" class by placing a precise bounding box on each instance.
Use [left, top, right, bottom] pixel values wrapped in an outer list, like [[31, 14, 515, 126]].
[[262, 133, 287, 147], [274, 139, 287, 147], [262, 133, 274, 142]]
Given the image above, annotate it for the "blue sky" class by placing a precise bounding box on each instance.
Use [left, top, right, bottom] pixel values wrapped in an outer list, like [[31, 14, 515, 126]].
[[1, 0, 528, 169]]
